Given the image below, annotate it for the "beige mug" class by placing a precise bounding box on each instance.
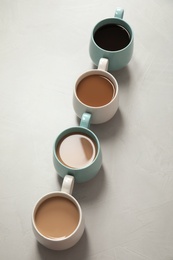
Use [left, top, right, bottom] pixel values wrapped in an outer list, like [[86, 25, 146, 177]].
[[73, 58, 119, 124], [32, 175, 85, 250]]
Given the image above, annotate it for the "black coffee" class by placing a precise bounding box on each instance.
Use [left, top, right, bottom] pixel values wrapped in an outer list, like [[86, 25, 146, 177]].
[[94, 24, 130, 51]]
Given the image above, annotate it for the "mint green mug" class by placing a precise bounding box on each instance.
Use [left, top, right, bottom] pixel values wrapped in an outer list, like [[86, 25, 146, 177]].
[[89, 8, 134, 71], [53, 113, 102, 183]]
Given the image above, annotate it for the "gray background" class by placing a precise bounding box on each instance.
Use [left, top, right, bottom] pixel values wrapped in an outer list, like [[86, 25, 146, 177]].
[[0, 0, 173, 259]]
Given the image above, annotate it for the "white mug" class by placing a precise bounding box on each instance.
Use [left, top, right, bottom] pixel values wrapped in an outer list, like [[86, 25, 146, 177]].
[[32, 175, 85, 250], [73, 58, 119, 124]]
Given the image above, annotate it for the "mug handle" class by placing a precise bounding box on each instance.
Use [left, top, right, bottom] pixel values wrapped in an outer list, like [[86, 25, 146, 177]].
[[114, 7, 124, 19], [80, 112, 91, 128], [98, 58, 109, 71], [61, 175, 74, 195]]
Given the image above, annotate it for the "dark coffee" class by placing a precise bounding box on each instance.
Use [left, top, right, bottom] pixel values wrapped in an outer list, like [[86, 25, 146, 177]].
[[94, 24, 130, 51]]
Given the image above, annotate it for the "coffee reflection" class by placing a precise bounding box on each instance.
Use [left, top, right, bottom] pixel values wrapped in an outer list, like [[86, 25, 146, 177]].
[[56, 133, 97, 169]]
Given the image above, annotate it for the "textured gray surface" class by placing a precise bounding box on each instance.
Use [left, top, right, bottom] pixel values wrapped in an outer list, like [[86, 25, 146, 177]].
[[1, 0, 173, 259]]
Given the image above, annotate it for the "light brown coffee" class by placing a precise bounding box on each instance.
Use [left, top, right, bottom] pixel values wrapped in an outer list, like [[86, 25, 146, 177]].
[[35, 196, 79, 239], [56, 132, 97, 169], [76, 75, 115, 107]]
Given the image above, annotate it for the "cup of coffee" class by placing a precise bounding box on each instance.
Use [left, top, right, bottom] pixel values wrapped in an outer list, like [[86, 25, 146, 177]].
[[53, 112, 102, 183], [73, 58, 119, 124], [89, 8, 134, 71], [32, 175, 85, 250]]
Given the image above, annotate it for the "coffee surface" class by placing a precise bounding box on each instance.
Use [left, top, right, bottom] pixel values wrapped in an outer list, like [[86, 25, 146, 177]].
[[56, 133, 97, 168], [35, 197, 79, 239], [77, 75, 115, 107], [94, 24, 130, 51]]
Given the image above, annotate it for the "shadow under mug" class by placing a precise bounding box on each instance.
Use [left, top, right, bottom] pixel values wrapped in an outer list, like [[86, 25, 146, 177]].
[[73, 58, 119, 124], [89, 8, 134, 71], [32, 175, 85, 250], [53, 113, 102, 183]]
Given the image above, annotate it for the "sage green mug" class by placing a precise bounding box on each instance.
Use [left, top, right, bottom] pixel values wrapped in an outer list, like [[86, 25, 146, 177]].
[[89, 7, 134, 71], [53, 113, 102, 183]]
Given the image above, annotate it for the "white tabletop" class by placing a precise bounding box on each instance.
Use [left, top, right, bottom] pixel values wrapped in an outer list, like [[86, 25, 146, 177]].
[[1, 1, 173, 259]]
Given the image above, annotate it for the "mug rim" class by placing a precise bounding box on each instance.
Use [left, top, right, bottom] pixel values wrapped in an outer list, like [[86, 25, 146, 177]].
[[74, 69, 118, 109], [32, 191, 83, 242], [53, 126, 101, 171], [92, 17, 134, 53]]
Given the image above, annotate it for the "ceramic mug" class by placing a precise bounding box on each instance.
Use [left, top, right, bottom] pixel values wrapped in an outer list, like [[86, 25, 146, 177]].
[[53, 113, 102, 183], [89, 8, 134, 71], [73, 58, 119, 124], [32, 175, 85, 250]]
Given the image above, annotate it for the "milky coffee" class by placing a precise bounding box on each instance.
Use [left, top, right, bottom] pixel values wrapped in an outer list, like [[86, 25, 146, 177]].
[[35, 196, 79, 239], [76, 75, 115, 107]]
